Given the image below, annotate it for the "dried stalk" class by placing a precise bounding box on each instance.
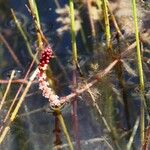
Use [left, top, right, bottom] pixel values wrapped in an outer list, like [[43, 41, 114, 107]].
[[0, 52, 38, 133], [0, 70, 15, 111]]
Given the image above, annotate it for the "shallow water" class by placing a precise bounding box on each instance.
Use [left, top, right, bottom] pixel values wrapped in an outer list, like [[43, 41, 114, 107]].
[[0, 0, 150, 150]]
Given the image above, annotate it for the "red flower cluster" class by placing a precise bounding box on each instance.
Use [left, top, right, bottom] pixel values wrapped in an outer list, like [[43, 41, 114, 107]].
[[38, 46, 53, 72], [37, 46, 61, 107]]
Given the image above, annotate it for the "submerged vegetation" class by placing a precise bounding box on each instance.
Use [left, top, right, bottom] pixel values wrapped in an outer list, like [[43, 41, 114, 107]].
[[0, 0, 150, 149]]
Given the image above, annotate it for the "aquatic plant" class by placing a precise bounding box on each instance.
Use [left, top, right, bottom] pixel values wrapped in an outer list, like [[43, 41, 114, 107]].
[[37, 45, 60, 107], [0, 0, 150, 150]]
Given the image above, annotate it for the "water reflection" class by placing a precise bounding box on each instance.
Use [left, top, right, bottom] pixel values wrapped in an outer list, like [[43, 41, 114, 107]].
[[26, 22, 52, 36], [2, 67, 23, 79], [5, 12, 28, 29]]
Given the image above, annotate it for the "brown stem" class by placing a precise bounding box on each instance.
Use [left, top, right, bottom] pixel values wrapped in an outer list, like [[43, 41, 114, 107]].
[[60, 59, 119, 104], [0, 33, 23, 68], [0, 52, 38, 133], [60, 41, 136, 105], [0, 79, 30, 84], [72, 69, 81, 150], [53, 111, 62, 148], [142, 125, 150, 150]]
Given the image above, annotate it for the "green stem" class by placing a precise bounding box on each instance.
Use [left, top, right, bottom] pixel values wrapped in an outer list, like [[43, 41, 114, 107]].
[[28, 0, 48, 47], [11, 9, 38, 64], [29, 0, 40, 28], [69, 1, 81, 149], [132, 0, 145, 144], [69, 0, 77, 64], [102, 0, 111, 49], [56, 110, 74, 150]]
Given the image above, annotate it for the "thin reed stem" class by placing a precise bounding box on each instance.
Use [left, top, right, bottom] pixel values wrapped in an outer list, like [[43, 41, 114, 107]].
[[142, 124, 150, 150], [11, 9, 38, 64], [127, 117, 140, 150], [69, 0, 78, 64], [69, 0, 81, 149], [0, 79, 30, 84], [86, 85, 121, 149], [107, 2, 124, 40], [102, 0, 111, 50], [132, 0, 145, 144], [0, 53, 38, 133], [0, 68, 38, 144], [55, 109, 74, 150], [0, 70, 15, 111], [87, 0, 96, 38], [0, 33, 23, 68], [28, 0, 45, 48]]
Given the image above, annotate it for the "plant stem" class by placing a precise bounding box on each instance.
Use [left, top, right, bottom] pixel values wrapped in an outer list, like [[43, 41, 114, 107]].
[[28, 0, 43, 48], [0, 53, 38, 133], [132, 0, 145, 144], [127, 117, 140, 150], [102, 0, 111, 50], [69, 0, 77, 64], [55, 109, 74, 150], [0, 33, 23, 68], [0, 68, 38, 144], [0, 70, 15, 111], [69, 0, 81, 149], [11, 9, 38, 64]]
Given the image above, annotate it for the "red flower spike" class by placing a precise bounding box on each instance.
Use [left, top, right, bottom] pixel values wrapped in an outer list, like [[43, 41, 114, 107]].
[[38, 46, 53, 70], [37, 45, 61, 107]]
